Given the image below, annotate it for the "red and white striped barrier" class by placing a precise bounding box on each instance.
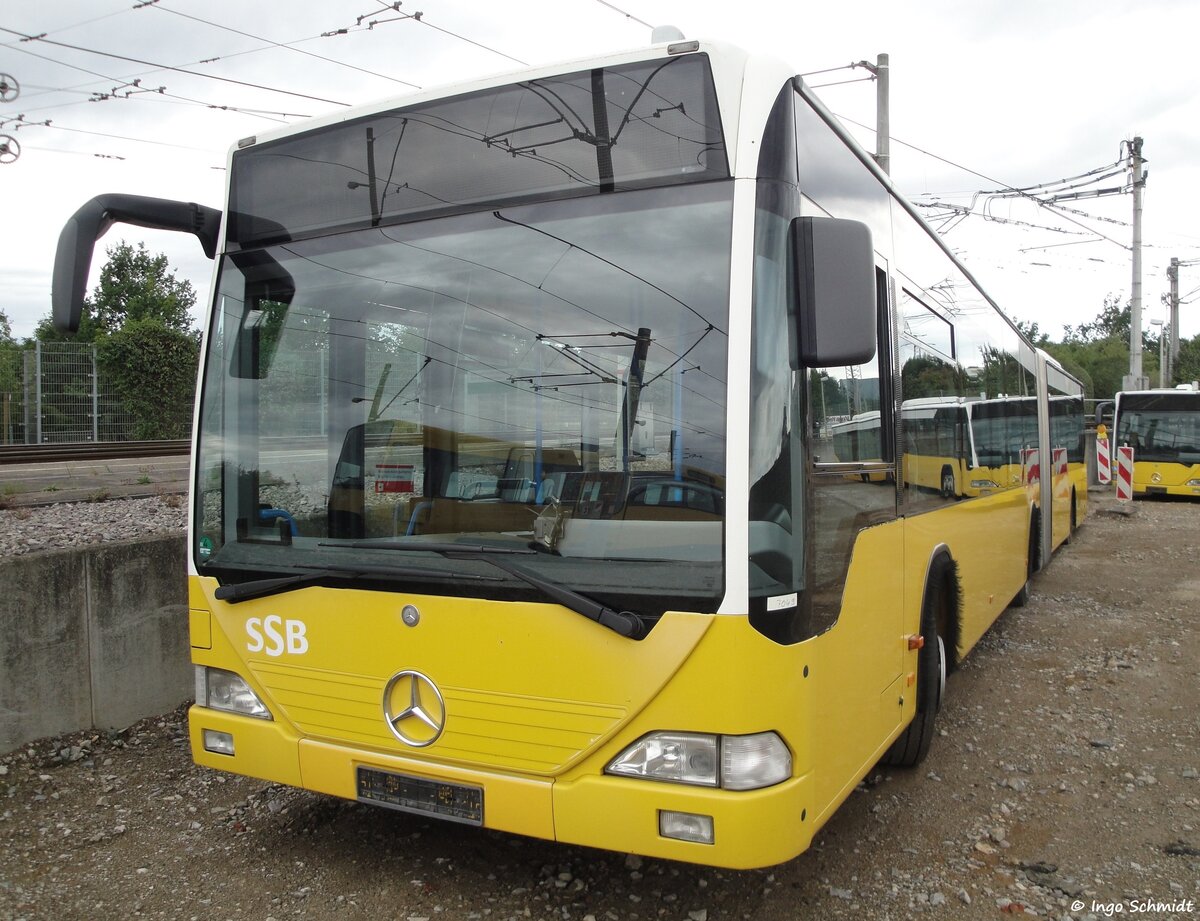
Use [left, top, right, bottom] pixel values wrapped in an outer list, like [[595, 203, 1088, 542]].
[[1022, 447, 1040, 485], [1096, 435, 1111, 485], [1115, 445, 1134, 501]]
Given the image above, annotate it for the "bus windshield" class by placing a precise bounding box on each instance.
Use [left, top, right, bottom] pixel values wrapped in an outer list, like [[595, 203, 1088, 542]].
[[1116, 393, 1200, 464], [194, 182, 732, 618]]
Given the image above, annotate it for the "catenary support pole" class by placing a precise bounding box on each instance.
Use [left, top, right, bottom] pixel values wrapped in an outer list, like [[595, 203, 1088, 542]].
[[1126, 137, 1147, 391], [875, 53, 889, 176]]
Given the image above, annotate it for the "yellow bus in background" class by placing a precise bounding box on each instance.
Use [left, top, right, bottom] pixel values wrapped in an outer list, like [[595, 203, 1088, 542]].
[[52, 37, 1085, 869], [828, 387, 1085, 553], [1114, 387, 1200, 497]]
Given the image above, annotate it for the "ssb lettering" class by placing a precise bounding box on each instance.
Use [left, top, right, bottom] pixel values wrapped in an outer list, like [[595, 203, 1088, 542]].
[[246, 615, 309, 656]]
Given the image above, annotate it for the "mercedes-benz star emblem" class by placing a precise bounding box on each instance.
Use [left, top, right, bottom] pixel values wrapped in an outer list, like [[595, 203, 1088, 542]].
[[382, 670, 445, 748]]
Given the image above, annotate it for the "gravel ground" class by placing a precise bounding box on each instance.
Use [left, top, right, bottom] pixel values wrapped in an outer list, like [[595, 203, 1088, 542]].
[[1, 492, 1198, 921], [0, 496, 185, 557]]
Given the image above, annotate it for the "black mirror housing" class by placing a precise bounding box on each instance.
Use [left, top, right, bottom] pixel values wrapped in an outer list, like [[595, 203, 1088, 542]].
[[792, 216, 877, 368], [51, 194, 222, 333]]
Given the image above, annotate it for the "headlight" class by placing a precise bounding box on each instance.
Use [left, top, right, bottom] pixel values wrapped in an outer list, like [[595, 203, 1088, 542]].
[[721, 733, 792, 790], [970, 479, 999, 489], [607, 732, 718, 786], [606, 731, 790, 790], [1187, 478, 1200, 487], [195, 666, 272, 720]]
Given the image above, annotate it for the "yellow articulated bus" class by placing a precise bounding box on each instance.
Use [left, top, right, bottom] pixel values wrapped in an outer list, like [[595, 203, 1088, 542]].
[[827, 388, 1085, 548], [1113, 387, 1200, 497], [52, 37, 1085, 869]]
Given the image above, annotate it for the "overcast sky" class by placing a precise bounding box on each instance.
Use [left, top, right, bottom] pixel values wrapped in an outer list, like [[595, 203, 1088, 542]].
[[3, 0, 1198, 343]]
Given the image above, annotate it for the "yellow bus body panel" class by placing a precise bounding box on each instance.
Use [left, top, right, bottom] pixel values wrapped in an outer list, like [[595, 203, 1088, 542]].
[[186, 480, 1048, 868], [1131, 460, 1200, 497], [903, 488, 1028, 660], [186, 516, 929, 868]]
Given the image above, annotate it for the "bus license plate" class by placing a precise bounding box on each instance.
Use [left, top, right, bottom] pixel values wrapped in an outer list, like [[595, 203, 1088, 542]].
[[356, 766, 483, 826]]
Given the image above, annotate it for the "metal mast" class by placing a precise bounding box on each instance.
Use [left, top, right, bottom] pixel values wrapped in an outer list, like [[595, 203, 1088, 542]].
[[1125, 137, 1148, 390]]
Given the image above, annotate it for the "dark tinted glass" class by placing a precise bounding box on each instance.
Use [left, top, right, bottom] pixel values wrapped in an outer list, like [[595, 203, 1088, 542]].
[[230, 54, 728, 245]]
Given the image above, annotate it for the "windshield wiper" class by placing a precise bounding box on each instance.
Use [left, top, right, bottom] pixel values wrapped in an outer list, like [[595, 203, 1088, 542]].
[[474, 555, 646, 640], [328, 541, 645, 638], [213, 561, 498, 604], [215, 571, 334, 604]]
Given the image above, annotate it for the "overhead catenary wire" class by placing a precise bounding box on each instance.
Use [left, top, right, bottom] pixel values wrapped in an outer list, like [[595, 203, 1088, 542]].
[[593, 0, 655, 30], [3, 39, 306, 127], [144, 1, 423, 90], [322, 2, 528, 66], [834, 110, 1133, 251], [0, 25, 351, 107]]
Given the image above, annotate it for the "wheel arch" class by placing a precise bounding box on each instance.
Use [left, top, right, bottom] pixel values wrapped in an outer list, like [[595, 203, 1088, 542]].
[[919, 543, 962, 672], [1028, 503, 1043, 573]]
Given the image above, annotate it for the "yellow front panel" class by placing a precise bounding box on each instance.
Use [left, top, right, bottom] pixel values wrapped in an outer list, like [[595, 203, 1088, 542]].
[[194, 580, 712, 777], [554, 773, 813, 869], [298, 739, 555, 840], [189, 705, 303, 787], [1132, 460, 1200, 496], [188, 608, 212, 650], [188, 570, 833, 866], [184, 492, 1027, 868]]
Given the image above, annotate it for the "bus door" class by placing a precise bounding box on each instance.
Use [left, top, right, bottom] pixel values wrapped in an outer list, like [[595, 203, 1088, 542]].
[[807, 267, 903, 792]]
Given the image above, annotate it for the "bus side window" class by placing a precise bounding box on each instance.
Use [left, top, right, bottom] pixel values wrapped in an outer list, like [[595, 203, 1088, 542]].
[[808, 267, 897, 634]]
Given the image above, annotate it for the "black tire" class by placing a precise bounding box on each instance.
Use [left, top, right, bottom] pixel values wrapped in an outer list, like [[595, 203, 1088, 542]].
[[1010, 513, 1039, 608], [882, 559, 950, 767], [940, 466, 956, 499]]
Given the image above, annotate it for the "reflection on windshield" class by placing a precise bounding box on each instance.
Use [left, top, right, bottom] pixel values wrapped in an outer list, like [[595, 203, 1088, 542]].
[[1117, 399, 1200, 464], [229, 54, 728, 246], [196, 183, 732, 616]]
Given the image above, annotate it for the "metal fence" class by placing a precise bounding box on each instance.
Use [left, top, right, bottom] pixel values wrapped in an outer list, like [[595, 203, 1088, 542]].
[[0, 341, 192, 445]]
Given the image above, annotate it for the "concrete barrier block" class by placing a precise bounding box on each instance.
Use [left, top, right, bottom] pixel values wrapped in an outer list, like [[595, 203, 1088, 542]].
[[0, 550, 92, 753], [86, 536, 190, 730]]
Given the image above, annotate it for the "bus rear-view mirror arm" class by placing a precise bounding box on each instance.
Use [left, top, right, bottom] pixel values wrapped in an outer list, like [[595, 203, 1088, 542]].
[[52, 193, 222, 333], [792, 216, 877, 368]]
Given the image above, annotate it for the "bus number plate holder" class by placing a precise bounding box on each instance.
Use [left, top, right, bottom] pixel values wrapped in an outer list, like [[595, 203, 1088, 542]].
[[356, 766, 483, 826]]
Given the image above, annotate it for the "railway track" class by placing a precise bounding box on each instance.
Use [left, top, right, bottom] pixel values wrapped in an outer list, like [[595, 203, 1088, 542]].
[[0, 441, 190, 508], [0, 440, 189, 465]]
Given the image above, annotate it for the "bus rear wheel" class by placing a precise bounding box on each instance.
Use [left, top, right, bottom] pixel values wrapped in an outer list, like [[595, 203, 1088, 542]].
[[1010, 513, 1038, 608], [882, 561, 950, 767]]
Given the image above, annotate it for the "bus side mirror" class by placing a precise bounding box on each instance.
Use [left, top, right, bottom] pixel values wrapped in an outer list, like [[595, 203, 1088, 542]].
[[52, 193, 222, 333], [791, 216, 877, 368]]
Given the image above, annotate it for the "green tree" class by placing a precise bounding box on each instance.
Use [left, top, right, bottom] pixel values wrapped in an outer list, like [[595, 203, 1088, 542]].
[[90, 240, 197, 336], [1013, 318, 1049, 347], [36, 240, 198, 343], [1044, 338, 1128, 399], [34, 242, 201, 440], [0, 310, 25, 444], [1062, 294, 1131, 344], [1176, 334, 1200, 385], [96, 319, 199, 439], [1051, 293, 1173, 398]]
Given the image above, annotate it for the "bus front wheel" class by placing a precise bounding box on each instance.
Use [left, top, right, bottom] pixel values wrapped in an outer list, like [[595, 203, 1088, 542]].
[[882, 560, 950, 767]]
